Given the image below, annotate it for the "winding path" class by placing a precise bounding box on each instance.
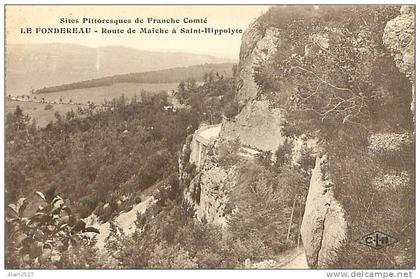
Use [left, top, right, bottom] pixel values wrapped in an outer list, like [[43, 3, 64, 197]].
[[280, 250, 308, 269]]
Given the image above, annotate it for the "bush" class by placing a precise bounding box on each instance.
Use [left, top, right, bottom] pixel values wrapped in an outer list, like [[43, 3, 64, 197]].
[[217, 138, 241, 168], [134, 196, 142, 204], [44, 104, 53, 110], [6, 189, 99, 268], [223, 100, 240, 119], [228, 161, 308, 259], [331, 144, 414, 268]]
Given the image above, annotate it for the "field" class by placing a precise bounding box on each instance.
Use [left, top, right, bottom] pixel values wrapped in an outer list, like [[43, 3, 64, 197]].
[[6, 100, 80, 127], [34, 82, 179, 104], [7, 82, 179, 127]]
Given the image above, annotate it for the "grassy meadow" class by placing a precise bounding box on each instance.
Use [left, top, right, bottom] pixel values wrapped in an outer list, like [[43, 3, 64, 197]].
[[34, 82, 178, 104], [6, 100, 79, 127], [6, 82, 179, 127]]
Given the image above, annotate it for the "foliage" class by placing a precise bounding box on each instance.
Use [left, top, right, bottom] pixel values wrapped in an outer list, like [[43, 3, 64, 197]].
[[6, 6, 414, 269], [5, 93, 193, 222], [275, 138, 294, 166], [254, 6, 410, 139], [6, 189, 99, 268], [175, 70, 238, 124], [329, 137, 414, 268], [228, 161, 309, 258], [147, 243, 199, 269], [44, 104, 53, 110], [107, 201, 234, 268], [216, 138, 241, 168], [250, 6, 414, 268]]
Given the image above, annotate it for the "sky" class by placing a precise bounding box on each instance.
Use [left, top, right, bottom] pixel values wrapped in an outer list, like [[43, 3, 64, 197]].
[[6, 5, 271, 59]]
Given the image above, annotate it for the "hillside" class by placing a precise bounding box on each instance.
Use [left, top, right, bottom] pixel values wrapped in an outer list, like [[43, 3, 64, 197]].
[[6, 43, 236, 94], [33, 63, 234, 94], [5, 5, 414, 270]]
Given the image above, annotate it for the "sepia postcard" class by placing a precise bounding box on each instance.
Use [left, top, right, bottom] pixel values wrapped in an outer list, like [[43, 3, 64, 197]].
[[2, 3, 416, 277]]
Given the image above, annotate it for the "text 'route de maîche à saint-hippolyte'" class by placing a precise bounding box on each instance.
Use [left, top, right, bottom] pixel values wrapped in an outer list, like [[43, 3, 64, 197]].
[[24, 17, 243, 35]]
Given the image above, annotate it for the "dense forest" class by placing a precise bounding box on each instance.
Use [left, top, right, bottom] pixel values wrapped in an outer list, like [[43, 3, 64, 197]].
[[6, 69, 262, 268]]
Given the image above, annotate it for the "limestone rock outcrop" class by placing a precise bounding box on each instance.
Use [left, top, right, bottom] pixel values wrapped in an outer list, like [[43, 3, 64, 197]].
[[221, 100, 286, 153], [183, 141, 237, 228], [383, 6, 415, 82], [300, 155, 347, 268], [383, 5, 415, 120], [220, 22, 289, 153], [236, 23, 280, 104], [182, 21, 289, 225], [182, 6, 414, 269]]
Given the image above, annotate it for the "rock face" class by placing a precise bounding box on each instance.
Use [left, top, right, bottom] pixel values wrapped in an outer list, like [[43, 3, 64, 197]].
[[183, 21, 289, 224], [221, 100, 286, 153], [183, 141, 237, 228], [383, 5, 415, 120], [383, 6, 415, 82], [300, 155, 347, 268], [220, 22, 289, 153], [236, 23, 280, 104], [227, 13, 348, 267], [191, 164, 232, 227], [299, 6, 415, 268]]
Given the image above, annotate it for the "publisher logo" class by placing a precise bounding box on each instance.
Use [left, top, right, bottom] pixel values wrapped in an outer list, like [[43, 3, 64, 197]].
[[359, 231, 398, 249]]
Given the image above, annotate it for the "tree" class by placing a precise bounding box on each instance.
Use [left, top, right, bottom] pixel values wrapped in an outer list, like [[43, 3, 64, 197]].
[[66, 110, 76, 121], [14, 105, 23, 119], [228, 162, 308, 257], [254, 6, 403, 138], [275, 138, 294, 166]]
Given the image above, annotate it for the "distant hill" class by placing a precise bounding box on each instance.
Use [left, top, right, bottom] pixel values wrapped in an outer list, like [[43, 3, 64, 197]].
[[33, 63, 235, 94], [6, 43, 236, 94]]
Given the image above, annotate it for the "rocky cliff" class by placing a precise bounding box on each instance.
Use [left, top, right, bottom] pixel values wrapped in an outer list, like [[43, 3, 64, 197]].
[[220, 22, 290, 153], [236, 22, 279, 104], [221, 100, 286, 153], [182, 5, 414, 269], [182, 138, 240, 227], [182, 21, 289, 223]]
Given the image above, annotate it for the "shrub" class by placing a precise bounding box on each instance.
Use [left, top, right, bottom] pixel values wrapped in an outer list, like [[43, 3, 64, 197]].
[[217, 138, 241, 168], [134, 196, 142, 204], [6, 189, 99, 268], [44, 104, 53, 110]]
